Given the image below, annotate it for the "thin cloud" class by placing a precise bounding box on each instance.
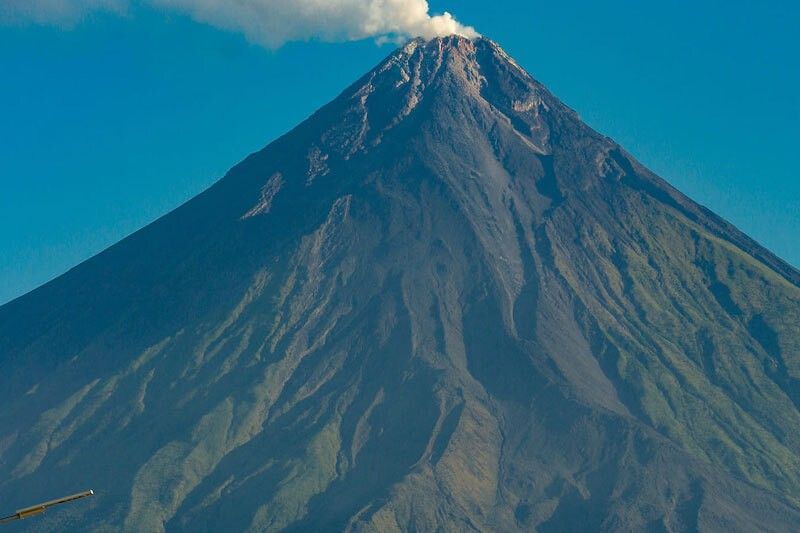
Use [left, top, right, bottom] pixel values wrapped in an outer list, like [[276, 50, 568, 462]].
[[0, 0, 125, 27]]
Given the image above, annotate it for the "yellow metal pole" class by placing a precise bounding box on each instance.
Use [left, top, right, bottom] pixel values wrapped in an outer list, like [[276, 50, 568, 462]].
[[0, 490, 93, 524]]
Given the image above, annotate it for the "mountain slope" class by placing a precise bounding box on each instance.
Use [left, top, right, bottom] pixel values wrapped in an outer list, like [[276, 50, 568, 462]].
[[1, 36, 799, 531]]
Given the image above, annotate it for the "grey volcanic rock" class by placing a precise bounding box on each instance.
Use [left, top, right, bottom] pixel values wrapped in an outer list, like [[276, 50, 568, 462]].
[[1, 36, 800, 531]]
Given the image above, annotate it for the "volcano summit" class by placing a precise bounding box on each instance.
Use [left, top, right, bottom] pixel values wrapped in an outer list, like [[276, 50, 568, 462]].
[[1, 36, 799, 531]]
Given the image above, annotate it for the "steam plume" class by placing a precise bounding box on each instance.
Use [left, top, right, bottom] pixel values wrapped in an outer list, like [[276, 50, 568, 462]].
[[0, 0, 478, 47]]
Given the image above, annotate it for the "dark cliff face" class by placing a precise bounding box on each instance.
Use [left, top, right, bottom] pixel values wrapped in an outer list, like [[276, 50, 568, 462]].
[[1, 36, 800, 531]]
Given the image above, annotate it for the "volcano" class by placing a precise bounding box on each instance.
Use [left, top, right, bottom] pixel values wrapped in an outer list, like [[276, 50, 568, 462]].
[[1, 36, 799, 531]]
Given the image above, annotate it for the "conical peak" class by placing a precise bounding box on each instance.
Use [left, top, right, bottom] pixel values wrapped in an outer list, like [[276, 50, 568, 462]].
[[335, 35, 584, 156], [394, 34, 506, 73], [420, 33, 523, 58], [402, 33, 481, 55], [266, 31, 604, 183], [382, 34, 548, 108], [400, 33, 504, 53], [293, 35, 586, 163]]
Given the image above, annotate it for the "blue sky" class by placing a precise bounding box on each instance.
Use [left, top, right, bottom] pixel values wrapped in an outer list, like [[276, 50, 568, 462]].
[[1, 0, 798, 305]]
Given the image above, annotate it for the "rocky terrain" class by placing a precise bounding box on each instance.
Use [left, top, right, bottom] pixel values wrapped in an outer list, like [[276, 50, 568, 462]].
[[1, 36, 799, 531]]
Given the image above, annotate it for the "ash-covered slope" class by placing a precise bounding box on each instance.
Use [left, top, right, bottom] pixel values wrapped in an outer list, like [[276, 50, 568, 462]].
[[1, 36, 800, 532]]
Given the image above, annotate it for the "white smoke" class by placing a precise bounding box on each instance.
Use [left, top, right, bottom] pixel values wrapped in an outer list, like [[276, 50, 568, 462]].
[[0, 0, 478, 47]]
